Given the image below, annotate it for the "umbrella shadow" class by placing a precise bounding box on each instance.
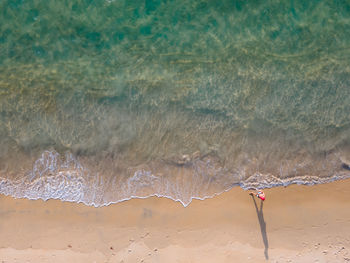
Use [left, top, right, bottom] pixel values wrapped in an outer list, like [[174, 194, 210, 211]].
[[251, 195, 269, 260]]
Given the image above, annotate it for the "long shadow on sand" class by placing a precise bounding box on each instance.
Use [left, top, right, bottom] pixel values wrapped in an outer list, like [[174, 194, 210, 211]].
[[251, 195, 269, 260]]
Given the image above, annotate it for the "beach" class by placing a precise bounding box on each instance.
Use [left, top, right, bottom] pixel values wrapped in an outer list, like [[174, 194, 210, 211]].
[[1, 0, 350, 262], [1, 179, 349, 263]]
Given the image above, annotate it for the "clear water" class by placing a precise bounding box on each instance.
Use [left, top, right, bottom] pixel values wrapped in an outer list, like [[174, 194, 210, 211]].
[[0, 0, 349, 206]]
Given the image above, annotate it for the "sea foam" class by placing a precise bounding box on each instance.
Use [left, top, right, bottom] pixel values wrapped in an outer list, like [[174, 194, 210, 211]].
[[1, 151, 349, 207]]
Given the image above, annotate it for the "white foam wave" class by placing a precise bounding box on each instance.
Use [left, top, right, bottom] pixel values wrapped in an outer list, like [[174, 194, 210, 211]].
[[0, 151, 349, 207], [239, 172, 350, 190]]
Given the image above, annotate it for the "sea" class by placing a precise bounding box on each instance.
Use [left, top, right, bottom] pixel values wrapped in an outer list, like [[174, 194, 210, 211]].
[[0, 0, 349, 206]]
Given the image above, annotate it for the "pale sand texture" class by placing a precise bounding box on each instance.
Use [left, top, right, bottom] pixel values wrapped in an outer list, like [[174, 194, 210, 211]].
[[0, 179, 350, 263]]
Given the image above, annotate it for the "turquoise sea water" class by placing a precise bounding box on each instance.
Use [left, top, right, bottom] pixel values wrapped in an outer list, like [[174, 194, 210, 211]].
[[0, 0, 349, 206]]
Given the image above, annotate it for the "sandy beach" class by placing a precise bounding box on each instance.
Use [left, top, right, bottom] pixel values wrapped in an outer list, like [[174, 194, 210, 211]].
[[0, 179, 349, 263], [1, 0, 350, 262]]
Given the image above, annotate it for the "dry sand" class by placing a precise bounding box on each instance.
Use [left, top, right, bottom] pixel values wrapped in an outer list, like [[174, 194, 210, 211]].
[[0, 179, 350, 263]]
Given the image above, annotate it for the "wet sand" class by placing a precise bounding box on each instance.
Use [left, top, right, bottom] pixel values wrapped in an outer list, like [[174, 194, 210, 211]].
[[0, 179, 350, 262]]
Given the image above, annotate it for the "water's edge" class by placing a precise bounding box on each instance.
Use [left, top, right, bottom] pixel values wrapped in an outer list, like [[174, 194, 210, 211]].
[[1, 173, 350, 208], [1, 150, 349, 207]]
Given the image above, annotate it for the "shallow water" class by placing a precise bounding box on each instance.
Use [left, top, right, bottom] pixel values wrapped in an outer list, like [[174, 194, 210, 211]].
[[0, 0, 349, 206]]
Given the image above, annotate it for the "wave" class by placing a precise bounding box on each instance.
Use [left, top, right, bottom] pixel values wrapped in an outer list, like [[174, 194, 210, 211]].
[[1, 150, 349, 207]]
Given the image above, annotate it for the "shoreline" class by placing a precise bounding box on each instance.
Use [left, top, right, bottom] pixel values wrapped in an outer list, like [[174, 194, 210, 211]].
[[1, 179, 350, 262], [1, 166, 349, 208]]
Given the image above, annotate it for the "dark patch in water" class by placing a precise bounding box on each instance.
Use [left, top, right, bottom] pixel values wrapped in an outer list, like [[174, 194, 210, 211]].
[[342, 163, 350, 171]]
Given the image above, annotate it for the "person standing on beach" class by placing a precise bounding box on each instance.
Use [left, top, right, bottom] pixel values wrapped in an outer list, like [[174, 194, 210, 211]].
[[250, 190, 266, 201]]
